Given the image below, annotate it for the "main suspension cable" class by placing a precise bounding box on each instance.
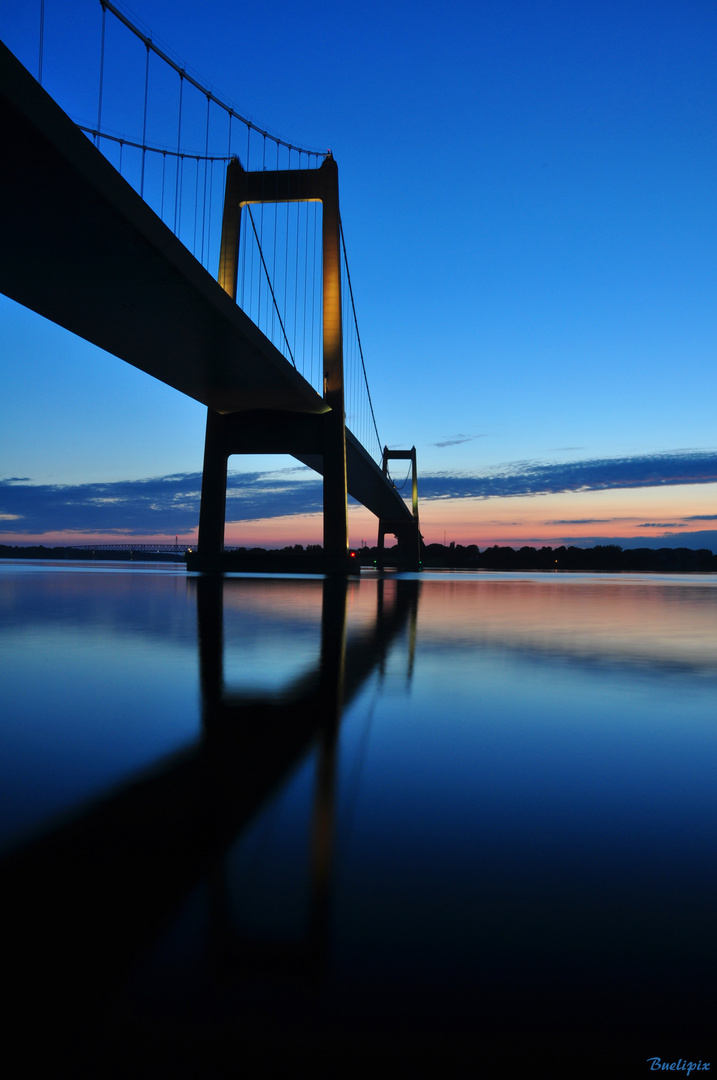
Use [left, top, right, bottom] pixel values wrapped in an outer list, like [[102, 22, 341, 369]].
[[339, 221, 382, 456], [100, 0, 324, 158]]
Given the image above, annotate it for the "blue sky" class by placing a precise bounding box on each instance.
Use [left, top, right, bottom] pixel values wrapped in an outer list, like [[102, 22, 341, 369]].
[[1, 0, 717, 548]]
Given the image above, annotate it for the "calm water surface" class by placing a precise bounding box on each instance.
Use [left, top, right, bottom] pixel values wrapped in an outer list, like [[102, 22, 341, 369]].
[[1, 561, 715, 1067]]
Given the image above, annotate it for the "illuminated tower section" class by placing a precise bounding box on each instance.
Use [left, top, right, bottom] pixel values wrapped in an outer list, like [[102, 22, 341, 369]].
[[198, 154, 349, 568]]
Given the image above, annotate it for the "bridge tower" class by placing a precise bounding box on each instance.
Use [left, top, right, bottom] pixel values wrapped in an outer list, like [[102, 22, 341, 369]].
[[197, 154, 350, 571], [377, 447, 422, 572]]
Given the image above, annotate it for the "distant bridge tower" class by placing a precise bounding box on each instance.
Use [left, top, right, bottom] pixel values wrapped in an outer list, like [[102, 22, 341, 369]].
[[377, 447, 422, 571], [197, 154, 349, 571]]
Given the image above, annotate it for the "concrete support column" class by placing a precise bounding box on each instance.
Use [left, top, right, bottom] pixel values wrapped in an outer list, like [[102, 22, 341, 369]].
[[197, 408, 228, 557], [319, 157, 349, 567], [196, 167, 239, 564]]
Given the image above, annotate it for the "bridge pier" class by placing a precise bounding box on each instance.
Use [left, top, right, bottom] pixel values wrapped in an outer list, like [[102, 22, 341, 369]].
[[195, 407, 354, 572], [197, 408, 229, 558]]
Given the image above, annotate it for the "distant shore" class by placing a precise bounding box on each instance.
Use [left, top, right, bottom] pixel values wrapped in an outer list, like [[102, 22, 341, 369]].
[[421, 542, 717, 573], [2, 542, 716, 573]]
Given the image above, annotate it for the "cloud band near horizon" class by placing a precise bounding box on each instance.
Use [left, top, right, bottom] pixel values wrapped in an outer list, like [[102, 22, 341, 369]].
[[2, 449, 717, 535], [419, 449, 717, 500]]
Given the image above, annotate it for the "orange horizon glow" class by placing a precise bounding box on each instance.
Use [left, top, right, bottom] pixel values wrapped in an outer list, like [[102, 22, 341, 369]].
[[416, 483, 717, 546]]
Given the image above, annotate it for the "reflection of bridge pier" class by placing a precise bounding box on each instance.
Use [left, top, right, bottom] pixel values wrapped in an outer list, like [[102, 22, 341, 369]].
[[0, 575, 420, 1036], [198, 574, 352, 983], [196, 575, 420, 983]]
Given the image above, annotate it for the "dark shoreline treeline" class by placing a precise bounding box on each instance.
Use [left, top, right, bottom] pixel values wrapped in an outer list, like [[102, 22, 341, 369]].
[[421, 542, 717, 572], [0, 545, 184, 563], [2, 542, 717, 572]]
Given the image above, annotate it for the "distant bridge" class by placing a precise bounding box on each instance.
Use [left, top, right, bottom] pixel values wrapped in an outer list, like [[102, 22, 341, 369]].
[[0, 5, 421, 570]]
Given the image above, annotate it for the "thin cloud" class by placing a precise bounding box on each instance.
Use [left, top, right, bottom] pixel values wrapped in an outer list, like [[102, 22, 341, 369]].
[[544, 518, 631, 526], [638, 522, 679, 528], [432, 434, 486, 448]]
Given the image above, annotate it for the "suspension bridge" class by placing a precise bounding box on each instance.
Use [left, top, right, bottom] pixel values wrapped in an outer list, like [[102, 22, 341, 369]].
[[0, 2, 421, 571]]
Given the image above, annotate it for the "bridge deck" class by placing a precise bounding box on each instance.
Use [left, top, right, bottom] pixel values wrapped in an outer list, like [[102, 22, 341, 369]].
[[0, 42, 412, 526]]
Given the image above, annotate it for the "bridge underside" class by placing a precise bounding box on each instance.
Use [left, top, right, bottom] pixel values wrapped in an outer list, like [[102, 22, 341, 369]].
[[0, 42, 418, 566]]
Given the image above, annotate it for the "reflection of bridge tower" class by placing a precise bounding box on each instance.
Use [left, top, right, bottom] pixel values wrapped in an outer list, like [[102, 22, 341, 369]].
[[198, 156, 350, 572], [198, 574, 348, 981], [196, 574, 420, 985], [377, 446, 422, 571]]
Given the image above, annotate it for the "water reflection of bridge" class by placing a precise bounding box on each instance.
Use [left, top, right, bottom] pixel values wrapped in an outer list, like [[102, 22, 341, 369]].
[[0, 575, 419, 1043]]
